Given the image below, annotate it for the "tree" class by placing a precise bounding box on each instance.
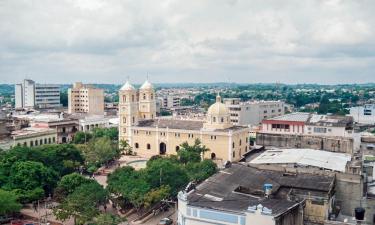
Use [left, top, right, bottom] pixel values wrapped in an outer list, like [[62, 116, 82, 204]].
[[84, 137, 120, 166], [107, 167, 150, 210], [0, 189, 22, 216], [73, 132, 92, 144], [92, 127, 118, 141], [119, 139, 132, 155], [92, 213, 125, 225], [60, 91, 68, 107], [53, 182, 107, 225], [143, 185, 171, 208], [54, 173, 94, 201], [145, 159, 189, 195], [178, 139, 209, 164], [186, 160, 217, 182], [7, 161, 58, 202]]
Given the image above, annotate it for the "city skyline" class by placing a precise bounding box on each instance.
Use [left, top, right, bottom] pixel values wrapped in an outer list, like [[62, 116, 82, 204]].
[[1, 0, 375, 84]]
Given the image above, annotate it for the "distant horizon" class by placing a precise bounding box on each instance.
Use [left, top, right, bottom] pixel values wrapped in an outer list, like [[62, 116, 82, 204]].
[[1, 81, 375, 86]]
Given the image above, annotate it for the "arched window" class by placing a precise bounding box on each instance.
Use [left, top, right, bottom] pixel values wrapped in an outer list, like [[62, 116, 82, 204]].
[[135, 143, 139, 149], [143, 94, 146, 100], [123, 95, 126, 103], [239, 139, 242, 146], [143, 115, 146, 119], [40, 139, 43, 145], [176, 146, 180, 151], [35, 140, 38, 146], [147, 144, 151, 150], [221, 117, 224, 123], [232, 142, 235, 148]]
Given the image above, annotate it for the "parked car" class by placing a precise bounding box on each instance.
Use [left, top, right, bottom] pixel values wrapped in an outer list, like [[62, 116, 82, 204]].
[[158, 217, 173, 225]]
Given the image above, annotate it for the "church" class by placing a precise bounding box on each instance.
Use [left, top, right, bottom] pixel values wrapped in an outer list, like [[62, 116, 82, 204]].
[[118, 80, 250, 162]]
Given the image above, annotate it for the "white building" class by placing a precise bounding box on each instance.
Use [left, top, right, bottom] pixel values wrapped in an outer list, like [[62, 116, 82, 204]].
[[15, 79, 61, 109], [349, 104, 375, 125], [261, 112, 354, 137], [223, 98, 285, 126], [35, 84, 61, 108], [177, 163, 334, 225]]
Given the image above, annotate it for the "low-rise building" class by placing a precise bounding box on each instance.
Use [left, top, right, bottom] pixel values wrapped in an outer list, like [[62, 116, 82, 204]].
[[0, 127, 57, 149], [258, 113, 356, 153], [178, 163, 335, 225], [224, 98, 285, 126], [349, 104, 375, 125], [31, 117, 79, 143], [158, 95, 181, 109]]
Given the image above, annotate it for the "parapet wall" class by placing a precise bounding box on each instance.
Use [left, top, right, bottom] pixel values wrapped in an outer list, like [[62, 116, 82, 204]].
[[256, 132, 354, 154]]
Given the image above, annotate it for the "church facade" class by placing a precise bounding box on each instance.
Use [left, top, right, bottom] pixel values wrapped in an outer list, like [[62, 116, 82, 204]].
[[118, 80, 250, 162]]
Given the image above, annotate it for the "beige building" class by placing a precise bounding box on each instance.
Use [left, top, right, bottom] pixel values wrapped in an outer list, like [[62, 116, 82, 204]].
[[68, 82, 104, 115], [119, 81, 250, 162], [0, 127, 57, 149]]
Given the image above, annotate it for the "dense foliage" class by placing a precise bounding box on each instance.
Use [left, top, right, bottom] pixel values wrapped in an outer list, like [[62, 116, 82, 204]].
[[0, 144, 84, 203], [107, 139, 217, 211]]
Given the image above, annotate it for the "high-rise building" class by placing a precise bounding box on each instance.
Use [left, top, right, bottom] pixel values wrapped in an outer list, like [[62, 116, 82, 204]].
[[68, 82, 104, 115], [15, 79, 61, 109], [35, 84, 61, 108]]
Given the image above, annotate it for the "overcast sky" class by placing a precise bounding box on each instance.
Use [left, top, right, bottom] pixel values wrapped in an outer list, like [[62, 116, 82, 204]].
[[1, 0, 375, 84]]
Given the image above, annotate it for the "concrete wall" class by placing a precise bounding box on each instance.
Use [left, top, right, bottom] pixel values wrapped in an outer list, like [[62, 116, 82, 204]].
[[256, 132, 354, 154]]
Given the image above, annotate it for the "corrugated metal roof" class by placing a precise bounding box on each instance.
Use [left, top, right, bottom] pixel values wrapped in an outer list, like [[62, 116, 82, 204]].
[[250, 148, 351, 172]]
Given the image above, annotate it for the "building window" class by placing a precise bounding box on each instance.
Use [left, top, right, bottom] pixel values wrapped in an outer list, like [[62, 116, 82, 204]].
[[135, 143, 139, 149], [213, 117, 216, 122], [132, 117, 135, 123], [123, 117, 126, 123], [23, 142, 27, 146], [147, 144, 151, 150], [239, 139, 242, 146], [35, 140, 38, 146], [123, 95, 126, 103], [232, 142, 235, 148], [221, 117, 224, 123], [176, 146, 180, 151], [233, 151, 235, 158], [30, 141, 33, 147], [40, 139, 43, 145], [313, 127, 327, 133], [151, 94, 154, 99], [53, 137, 56, 143], [143, 94, 146, 100], [123, 128, 126, 133], [48, 138, 51, 144]]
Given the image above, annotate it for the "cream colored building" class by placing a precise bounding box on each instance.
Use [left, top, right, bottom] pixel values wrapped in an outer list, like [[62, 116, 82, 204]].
[[0, 127, 57, 149], [68, 82, 104, 115], [119, 81, 250, 162]]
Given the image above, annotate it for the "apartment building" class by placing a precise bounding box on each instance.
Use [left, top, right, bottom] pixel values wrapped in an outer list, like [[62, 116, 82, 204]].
[[223, 98, 285, 126], [15, 79, 61, 109], [349, 104, 375, 125], [158, 95, 181, 109], [68, 82, 104, 115]]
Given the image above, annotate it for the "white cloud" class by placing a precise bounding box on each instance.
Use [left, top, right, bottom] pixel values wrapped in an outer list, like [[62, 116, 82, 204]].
[[0, 0, 374, 84]]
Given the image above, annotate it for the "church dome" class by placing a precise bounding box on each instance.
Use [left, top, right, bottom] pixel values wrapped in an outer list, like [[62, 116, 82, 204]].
[[120, 81, 135, 91], [140, 80, 153, 90], [207, 95, 229, 116]]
